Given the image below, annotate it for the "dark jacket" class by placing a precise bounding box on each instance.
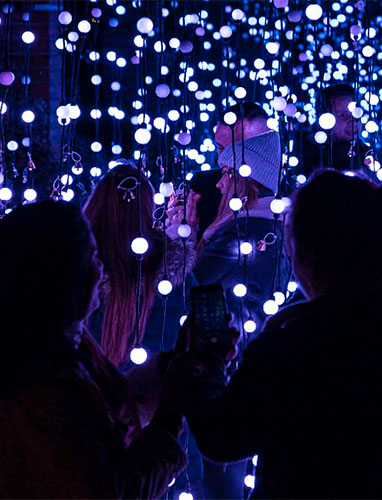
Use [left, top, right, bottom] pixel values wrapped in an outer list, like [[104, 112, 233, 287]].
[[185, 289, 382, 499], [194, 199, 289, 331]]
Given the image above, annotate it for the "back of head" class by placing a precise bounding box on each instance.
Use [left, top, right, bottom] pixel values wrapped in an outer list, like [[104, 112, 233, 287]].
[[0, 201, 96, 360], [323, 83, 355, 111], [290, 170, 382, 293]]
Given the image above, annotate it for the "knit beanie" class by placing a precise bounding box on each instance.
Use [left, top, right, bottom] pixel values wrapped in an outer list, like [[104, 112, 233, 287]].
[[218, 130, 281, 193]]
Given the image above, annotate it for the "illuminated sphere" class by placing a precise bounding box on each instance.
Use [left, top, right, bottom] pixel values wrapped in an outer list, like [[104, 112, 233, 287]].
[[155, 83, 170, 98], [270, 198, 285, 214], [131, 236, 149, 255], [62, 189, 75, 202], [90, 167, 102, 177], [157, 279, 173, 296], [288, 281, 298, 292], [219, 25, 232, 38], [134, 128, 151, 145], [244, 319, 257, 333], [159, 181, 174, 197], [233, 283, 247, 298], [318, 112, 336, 130], [288, 10, 301, 22], [7, 140, 18, 151], [365, 121, 378, 133], [179, 493, 193, 500], [177, 132, 192, 145], [169, 37, 180, 49], [305, 3, 323, 21], [254, 58, 265, 70], [314, 131, 328, 144], [240, 241, 253, 255], [195, 26, 205, 36], [274, 0, 288, 7], [273, 291, 286, 306], [350, 24, 362, 37], [91, 8, 102, 18], [112, 144, 122, 155], [56, 105, 70, 119], [362, 45, 375, 58], [239, 164, 252, 177], [130, 347, 148, 365], [0, 71, 15, 86], [154, 192, 165, 205], [0, 187, 13, 201], [234, 87, 247, 99], [263, 299, 279, 315], [321, 44, 333, 56], [177, 223, 192, 238], [284, 103, 297, 117], [24, 188, 37, 202], [377, 169, 382, 182], [352, 107, 363, 119], [179, 315, 188, 326], [252, 455, 259, 466], [136, 17, 153, 34], [21, 110, 35, 123], [229, 197, 242, 212], [180, 40, 193, 54], [244, 475, 255, 489], [232, 8, 244, 21], [224, 111, 237, 126], [273, 96, 287, 111], [69, 104, 81, 119], [91, 141, 102, 153], [61, 174, 73, 186], [21, 31, 35, 44], [265, 41, 280, 54], [78, 20, 91, 33], [68, 31, 79, 42], [58, 11, 72, 25]]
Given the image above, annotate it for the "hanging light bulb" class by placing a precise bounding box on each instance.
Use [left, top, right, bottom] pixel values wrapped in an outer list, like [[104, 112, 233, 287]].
[[229, 196, 243, 212], [0, 187, 13, 201], [244, 319, 257, 333], [159, 181, 174, 197], [233, 283, 247, 297], [24, 188, 37, 202], [318, 113, 336, 130], [270, 198, 285, 214], [130, 346, 148, 365], [136, 17, 154, 34], [305, 3, 323, 21], [134, 128, 151, 145], [263, 299, 279, 315], [240, 241, 253, 255], [131, 237, 149, 255], [223, 111, 237, 126], [239, 164, 252, 177], [157, 279, 173, 295], [177, 223, 192, 238], [273, 291, 286, 306]]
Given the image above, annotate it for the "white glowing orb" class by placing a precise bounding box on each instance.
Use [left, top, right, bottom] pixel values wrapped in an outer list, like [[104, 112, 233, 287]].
[[177, 132, 191, 145], [234, 87, 247, 100], [78, 20, 91, 33], [90, 167, 102, 177], [239, 164, 252, 177], [365, 120, 378, 133], [273, 291, 286, 306], [240, 241, 253, 255], [61, 189, 75, 201], [159, 182, 174, 197], [137, 17, 154, 34], [69, 104, 81, 119], [254, 58, 265, 70], [244, 475, 256, 489], [178, 223, 192, 238], [154, 193, 165, 205], [21, 30, 35, 44], [56, 105, 70, 119], [314, 131, 328, 144], [270, 198, 285, 214], [153, 117, 166, 130], [263, 299, 279, 315], [223, 111, 237, 126], [130, 347, 148, 365], [377, 169, 382, 182], [284, 103, 297, 117], [7, 140, 18, 151], [61, 174, 73, 186], [131, 237, 149, 255], [0, 101, 8, 115], [91, 141, 102, 153], [229, 197, 243, 212], [297, 174, 306, 184], [265, 41, 280, 54], [0, 187, 13, 201], [287, 281, 298, 292], [362, 45, 375, 58], [267, 117, 279, 130], [244, 319, 257, 333], [58, 11, 72, 25], [134, 128, 151, 145], [179, 492, 193, 500], [352, 107, 363, 119], [232, 8, 244, 20], [318, 112, 336, 130], [320, 44, 333, 56], [219, 25, 232, 38], [24, 188, 37, 202], [273, 96, 287, 111], [21, 110, 35, 123], [158, 279, 173, 296], [155, 83, 170, 98], [305, 3, 323, 21], [179, 315, 188, 327], [233, 283, 247, 298]]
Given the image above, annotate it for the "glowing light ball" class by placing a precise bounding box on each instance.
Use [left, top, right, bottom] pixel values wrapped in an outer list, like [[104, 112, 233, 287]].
[[68, 31, 79, 42], [131, 237, 149, 255], [284, 103, 297, 117], [297, 174, 306, 184], [254, 58, 265, 70], [244, 475, 255, 489], [68, 104, 81, 119], [179, 315, 188, 327], [179, 493, 193, 500], [288, 10, 301, 22], [244, 319, 257, 333], [239, 164, 252, 177], [233, 283, 247, 298], [21, 31, 35, 44], [180, 40, 193, 54], [362, 45, 375, 58], [56, 105, 70, 120], [232, 9, 245, 21], [0, 187, 13, 201], [178, 223, 192, 238], [91, 8, 102, 18], [240, 241, 253, 255], [91, 141, 102, 153], [219, 25, 232, 38], [62, 189, 75, 201], [7, 140, 18, 151], [58, 11, 72, 25], [263, 299, 279, 315], [177, 132, 191, 145], [252, 455, 259, 466], [137, 17, 153, 34], [314, 131, 328, 144], [229, 197, 243, 212], [90, 167, 102, 177], [273, 96, 287, 111], [305, 3, 323, 21], [270, 198, 285, 215], [91, 74, 102, 85], [159, 181, 174, 197], [350, 24, 362, 39], [287, 281, 298, 292], [134, 128, 151, 145], [154, 193, 164, 205], [155, 84, 170, 98], [224, 111, 237, 126], [234, 87, 247, 99], [273, 291, 286, 306], [21, 110, 35, 123], [319, 113, 336, 130], [365, 121, 378, 133], [169, 37, 180, 49], [352, 107, 363, 119], [0, 71, 15, 86], [266, 41, 280, 54], [78, 20, 91, 34], [157, 279, 173, 295], [130, 347, 148, 365], [24, 188, 37, 202], [195, 26, 205, 36], [321, 44, 333, 56]]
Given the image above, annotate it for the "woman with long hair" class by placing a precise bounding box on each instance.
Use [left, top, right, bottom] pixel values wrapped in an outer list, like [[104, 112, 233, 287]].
[[84, 161, 197, 367]]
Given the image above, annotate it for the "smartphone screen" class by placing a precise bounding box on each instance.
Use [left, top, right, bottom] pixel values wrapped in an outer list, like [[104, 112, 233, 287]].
[[190, 285, 230, 345]]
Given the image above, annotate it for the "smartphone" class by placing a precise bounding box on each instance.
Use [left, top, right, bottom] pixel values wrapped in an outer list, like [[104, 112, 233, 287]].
[[190, 285, 230, 346]]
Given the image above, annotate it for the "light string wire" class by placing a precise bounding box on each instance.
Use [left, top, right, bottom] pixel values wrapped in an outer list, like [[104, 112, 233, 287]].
[[56, 0, 67, 196]]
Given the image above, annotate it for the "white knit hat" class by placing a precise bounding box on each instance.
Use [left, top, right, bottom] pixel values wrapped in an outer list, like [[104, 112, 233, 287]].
[[218, 130, 281, 193]]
